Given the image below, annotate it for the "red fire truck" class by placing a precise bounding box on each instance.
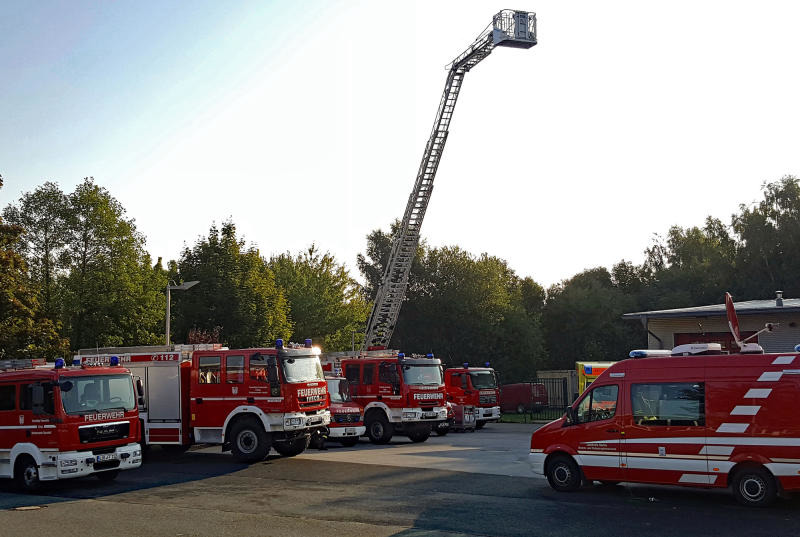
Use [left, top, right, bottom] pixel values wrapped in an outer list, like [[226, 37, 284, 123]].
[[75, 339, 330, 463], [530, 294, 798, 507], [0, 358, 142, 492], [444, 363, 501, 428], [321, 351, 447, 444], [323, 376, 364, 447]]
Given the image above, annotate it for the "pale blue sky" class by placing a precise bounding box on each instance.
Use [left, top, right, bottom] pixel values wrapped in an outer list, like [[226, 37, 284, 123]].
[[3, 1, 800, 287]]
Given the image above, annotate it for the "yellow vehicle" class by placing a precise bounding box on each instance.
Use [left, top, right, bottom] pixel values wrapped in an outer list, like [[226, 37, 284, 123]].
[[576, 361, 617, 394]]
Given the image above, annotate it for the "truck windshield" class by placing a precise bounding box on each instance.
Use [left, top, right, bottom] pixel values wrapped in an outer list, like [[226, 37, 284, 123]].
[[326, 378, 352, 403], [282, 357, 325, 383], [402, 364, 443, 386], [59, 374, 135, 415], [469, 370, 497, 389]]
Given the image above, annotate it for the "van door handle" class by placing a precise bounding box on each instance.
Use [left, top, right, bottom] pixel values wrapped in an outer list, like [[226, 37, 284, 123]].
[[606, 428, 619, 433]]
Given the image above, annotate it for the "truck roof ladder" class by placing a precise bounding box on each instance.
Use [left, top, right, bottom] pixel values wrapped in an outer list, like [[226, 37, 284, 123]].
[[362, 10, 537, 351]]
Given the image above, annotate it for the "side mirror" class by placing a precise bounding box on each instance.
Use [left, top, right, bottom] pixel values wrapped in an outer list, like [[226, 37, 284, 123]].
[[564, 407, 576, 426], [31, 385, 46, 415], [135, 377, 144, 397]]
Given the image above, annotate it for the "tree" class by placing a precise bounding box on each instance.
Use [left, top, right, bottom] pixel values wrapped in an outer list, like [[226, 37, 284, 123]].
[[270, 245, 370, 351], [2, 181, 70, 319], [59, 178, 167, 349], [0, 174, 69, 359], [172, 221, 291, 347]]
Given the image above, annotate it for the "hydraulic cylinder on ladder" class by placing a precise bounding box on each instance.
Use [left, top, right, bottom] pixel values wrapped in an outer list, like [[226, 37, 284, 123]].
[[363, 10, 537, 350]]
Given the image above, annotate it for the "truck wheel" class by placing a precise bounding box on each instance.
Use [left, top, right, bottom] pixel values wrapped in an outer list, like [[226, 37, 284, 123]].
[[95, 470, 120, 482], [546, 455, 582, 492], [14, 456, 41, 494], [274, 436, 310, 457], [366, 413, 393, 444], [516, 404, 526, 414], [475, 421, 485, 429], [339, 437, 359, 447], [435, 423, 450, 436], [230, 418, 271, 463], [732, 466, 777, 507], [406, 424, 431, 443]]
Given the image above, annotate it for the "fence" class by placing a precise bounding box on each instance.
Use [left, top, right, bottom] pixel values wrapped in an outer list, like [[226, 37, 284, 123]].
[[500, 377, 573, 421]]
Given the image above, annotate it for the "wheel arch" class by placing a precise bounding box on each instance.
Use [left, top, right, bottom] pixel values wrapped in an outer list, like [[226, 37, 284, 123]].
[[222, 407, 272, 443]]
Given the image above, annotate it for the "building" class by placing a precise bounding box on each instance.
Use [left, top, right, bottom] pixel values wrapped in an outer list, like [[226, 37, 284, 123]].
[[623, 292, 800, 353]]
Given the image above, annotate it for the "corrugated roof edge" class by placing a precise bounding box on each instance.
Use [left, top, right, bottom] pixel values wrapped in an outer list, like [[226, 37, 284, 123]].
[[622, 298, 800, 319]]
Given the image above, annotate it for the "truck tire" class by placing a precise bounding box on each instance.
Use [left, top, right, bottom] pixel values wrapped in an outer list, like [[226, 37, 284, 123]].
[[546, 455, 582, 492], [406, 424, 431, 443], [339, 437, 359, 447], [230, 418, 271, 463], [14, 456, 41, 494], [435, 422, 450, 436], [95, 470, 120, 482], [731, 466, 777, 507], [366, 413, 393, 444], [274, 436, 310, 457]]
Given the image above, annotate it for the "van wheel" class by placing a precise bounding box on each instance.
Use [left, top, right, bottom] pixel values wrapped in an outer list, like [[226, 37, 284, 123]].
[[15, 456, 41, 494], [230, 418, 271, 463], [366, 413, 393, 444], [95, 470, 120, 482], [516, 404, 526, 414], [732, 466, 777, 507], [274, 436, 310, 457], [546, 455, 582, 492]]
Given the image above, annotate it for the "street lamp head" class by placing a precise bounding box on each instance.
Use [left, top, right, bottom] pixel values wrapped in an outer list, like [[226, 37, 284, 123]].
[[169, 280, 200, 291]]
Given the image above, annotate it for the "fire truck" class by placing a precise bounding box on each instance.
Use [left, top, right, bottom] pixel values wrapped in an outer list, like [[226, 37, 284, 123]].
[[75, 339, 330, 462], [323, 376, 364, 447], [530, 293, 799, 507], [0, 358, 142, 492], [321, 351, 447, 444], [443, 363, 501, 428]]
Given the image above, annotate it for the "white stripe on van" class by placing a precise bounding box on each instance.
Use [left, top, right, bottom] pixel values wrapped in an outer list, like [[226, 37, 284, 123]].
[[679, 474, 718, 485], [699, 446, 734, 456], [758, 371, 783, 382], [730, 405, 760, 416], [587, 435, 800, 446], [716, 423, 749, 433], [772, 356, 796, 365], [743, 388, 772, 399]]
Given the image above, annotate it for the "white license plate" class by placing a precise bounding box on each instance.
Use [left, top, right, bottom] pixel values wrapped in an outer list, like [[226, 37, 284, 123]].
[[345, 428, 356, 434], [96, 453, 117, 463], [423, 412, 438, 418]]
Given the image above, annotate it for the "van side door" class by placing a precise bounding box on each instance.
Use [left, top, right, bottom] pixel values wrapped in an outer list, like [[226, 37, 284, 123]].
[[566, 382, 624, 482]]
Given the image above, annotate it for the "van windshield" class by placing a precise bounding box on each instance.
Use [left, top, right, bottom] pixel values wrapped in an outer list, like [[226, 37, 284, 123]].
[[60, 375, 135, 415], [469, 370, 497, 389]]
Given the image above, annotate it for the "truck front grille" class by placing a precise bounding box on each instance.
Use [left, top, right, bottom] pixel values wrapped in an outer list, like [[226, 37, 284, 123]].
[[79, 422, 130, 444], [334, 413, 360, 423], [479, 394, 497, 405]]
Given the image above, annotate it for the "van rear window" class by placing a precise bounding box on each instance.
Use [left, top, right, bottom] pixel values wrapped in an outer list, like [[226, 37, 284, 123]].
[[631, 383, 705, 426]]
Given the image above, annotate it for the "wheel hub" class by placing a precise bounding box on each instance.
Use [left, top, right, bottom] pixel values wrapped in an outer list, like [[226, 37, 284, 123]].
[[553, 464, 571, 485], [741, 476, 766, 501], [237, 430, 257, 454]]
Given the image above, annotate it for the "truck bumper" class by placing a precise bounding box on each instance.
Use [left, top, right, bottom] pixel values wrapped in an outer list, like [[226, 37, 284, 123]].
[[280, 410, 331, 433], [47, 443, 142, 481], [328, 425, 366, 438], [529, 450, 546, 475], [391, 407, 447, 423], [475, 406, 501, 421]]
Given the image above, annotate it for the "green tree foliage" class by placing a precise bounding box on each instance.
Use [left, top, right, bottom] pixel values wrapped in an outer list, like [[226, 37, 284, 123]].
[[0, 175, 69, 359], [542, 268, 644, 369], [359, 227, 546, 381], [172, 221, 290, 347], [270, 245, 370, 351], [2, 181, 70, 319]]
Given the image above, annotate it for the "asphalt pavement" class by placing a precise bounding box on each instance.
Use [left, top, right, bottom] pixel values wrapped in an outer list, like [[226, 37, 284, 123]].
[[1, 423, 799, 537]]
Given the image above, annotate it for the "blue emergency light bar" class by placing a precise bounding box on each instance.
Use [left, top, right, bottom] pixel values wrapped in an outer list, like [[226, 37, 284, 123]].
[[304, 338, 312, 348], [54, 358, 65, 369], [276, 339, 283, 349], [109, 356, 120, 367], [72, 358, 81, 366]]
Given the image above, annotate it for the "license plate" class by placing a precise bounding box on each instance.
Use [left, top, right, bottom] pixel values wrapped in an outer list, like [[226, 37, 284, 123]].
[[345, 427, 356, 434], [96, 453, 116, 463], [423, 412, 438, 418]]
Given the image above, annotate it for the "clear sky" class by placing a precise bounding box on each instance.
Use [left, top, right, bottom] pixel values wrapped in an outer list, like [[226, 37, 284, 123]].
[[2, 1, 800, 287]]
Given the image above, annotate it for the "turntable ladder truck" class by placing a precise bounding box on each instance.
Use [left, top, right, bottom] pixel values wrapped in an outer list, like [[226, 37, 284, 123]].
[[363, 9, 537, 350]]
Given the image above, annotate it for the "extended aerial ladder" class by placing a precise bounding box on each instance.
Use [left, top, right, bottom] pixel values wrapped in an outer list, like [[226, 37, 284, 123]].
[[362, 10, 538, 350]]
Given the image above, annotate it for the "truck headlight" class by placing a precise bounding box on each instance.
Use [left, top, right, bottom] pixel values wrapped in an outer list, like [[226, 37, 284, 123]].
[[60, 459, 77, 467], [132, 450, 141, 457]]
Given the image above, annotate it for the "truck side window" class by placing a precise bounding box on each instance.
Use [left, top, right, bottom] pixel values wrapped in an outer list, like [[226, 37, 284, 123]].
[[362, 364, 375, 385], [226, 355, 244, 384], [575, 384, 618, 424], [0, 384, 15, 410], [19, 383, 55, 414], [631, 383, 705, 426], [199, 356, 221, 384], [250, 355, 269, 383], [460, 374, 468, 390]]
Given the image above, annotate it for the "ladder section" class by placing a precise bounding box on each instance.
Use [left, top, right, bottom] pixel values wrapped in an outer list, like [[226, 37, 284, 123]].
[[362, 10, 537, 350]]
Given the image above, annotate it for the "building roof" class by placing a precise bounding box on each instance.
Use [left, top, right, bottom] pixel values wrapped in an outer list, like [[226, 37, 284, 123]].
[[623, 297, 800, 320]]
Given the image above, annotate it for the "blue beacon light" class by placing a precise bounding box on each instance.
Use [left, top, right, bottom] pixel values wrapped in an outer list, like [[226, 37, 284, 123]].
[[304, 338, 312, 348], [54, 358, 65, 369], [109, 356, 120, 367], [276, 339, 283, 349]]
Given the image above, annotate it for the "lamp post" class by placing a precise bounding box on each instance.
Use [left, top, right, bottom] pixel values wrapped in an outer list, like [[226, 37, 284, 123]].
[[166, 280, 199, 346]]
